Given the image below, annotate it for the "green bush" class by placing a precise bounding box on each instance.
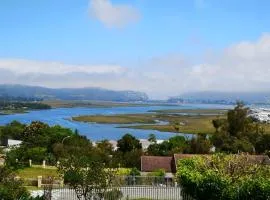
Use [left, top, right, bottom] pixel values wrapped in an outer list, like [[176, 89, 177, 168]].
[[104, 189, 123, 200], [148, 168, 165, 177], [177, 154, 270, 200], [0, 166, 31, 200]]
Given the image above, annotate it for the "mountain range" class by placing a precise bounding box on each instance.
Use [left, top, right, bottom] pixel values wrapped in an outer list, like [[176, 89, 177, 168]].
[[0, 85, 148, 102]]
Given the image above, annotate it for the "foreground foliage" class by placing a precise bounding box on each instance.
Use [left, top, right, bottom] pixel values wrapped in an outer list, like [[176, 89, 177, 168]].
[[0, 166, 30, 200], [58, 155, 114, 200], [177, 154, 270, 200]]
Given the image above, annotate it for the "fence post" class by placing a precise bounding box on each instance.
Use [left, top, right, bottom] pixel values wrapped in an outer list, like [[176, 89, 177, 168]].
[[37, 176, 42, 188], [43, 160, 46, 168], [60, 178, 64, 188], [29, 159, 32, 167]]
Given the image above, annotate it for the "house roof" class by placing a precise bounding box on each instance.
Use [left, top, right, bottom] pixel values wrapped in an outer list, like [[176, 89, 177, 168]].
[[141, 156, 173, 172], [141, 154, 270, 174]]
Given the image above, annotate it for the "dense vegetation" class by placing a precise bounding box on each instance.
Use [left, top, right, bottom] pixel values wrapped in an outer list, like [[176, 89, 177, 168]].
[[0, 101, 51, 110], [1, 103, 270, 170], [0, 166, 40, 200], [177, 154, 270, 200], [0, 99, 51, 115], [1, 103, 270, 199], [211, 102, 270, 154]]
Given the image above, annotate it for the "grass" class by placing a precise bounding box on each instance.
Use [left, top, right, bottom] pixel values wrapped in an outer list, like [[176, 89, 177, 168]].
[[43, 100, 149, 108], [16, 166, 59, 179], [72, 108, 270, 135], [150, 109, 228, 115], [73, 114, 157, 124], [73, 110, 225, 134], [0, 109, 28, 115], [121, 115, 219, 134]]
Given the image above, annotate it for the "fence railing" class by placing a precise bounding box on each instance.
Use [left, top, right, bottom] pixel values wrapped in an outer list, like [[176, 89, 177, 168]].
[[36, 185, 195, 200], [31, 176, 195, 200]]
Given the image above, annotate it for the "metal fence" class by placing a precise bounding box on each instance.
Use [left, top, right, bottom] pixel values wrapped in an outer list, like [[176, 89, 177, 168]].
[[32, 176, 195, 200], [37, 186, 193, 200]]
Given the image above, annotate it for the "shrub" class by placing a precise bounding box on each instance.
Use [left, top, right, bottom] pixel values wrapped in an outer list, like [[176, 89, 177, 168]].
[[0, 166, 30, 200], [104, 189, 123, 200], [177, 154, 270, 200]]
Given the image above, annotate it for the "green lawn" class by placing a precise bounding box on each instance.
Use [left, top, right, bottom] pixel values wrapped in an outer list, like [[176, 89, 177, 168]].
[[16, 166, 60, 179]]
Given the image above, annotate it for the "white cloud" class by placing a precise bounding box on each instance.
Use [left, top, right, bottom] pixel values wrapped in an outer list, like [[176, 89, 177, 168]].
[[89, 0, 140, 28], [1, 34, 270, 99], [0, 59, 125, 75]]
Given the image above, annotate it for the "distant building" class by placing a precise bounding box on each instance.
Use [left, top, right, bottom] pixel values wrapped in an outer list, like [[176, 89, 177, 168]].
[[1, 138, 22, 148], [141, 154, 199, 174]]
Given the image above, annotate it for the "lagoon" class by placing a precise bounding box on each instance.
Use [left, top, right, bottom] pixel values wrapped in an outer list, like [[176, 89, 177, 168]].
[[0, 104, 232, 141]]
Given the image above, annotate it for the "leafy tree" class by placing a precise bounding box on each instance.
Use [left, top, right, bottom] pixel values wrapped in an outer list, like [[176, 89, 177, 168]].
[[96, 140, 113, 155], [117, 134, 142, 153], [58, 156, 113, 200], [95, 140, 114, 166], [148, 133, 157, 144], [1, 120, 25, 140], [0, 166, 30, 200], [168, 135, 188, 153], [22, 121, 49, 140], [147, 135, 188, 156], [212, 118, 226, 133], [187, 133, 212, 154], [255, 134, 270, 154], [114, 134, 143, 168], [129, 167, 140, 176], [211, 103, 263, 153], [61, 135, 94, 158], [177, 154, 270, 200]]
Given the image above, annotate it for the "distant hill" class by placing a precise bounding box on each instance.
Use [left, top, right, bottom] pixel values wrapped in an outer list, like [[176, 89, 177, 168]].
[[0, 84, 149, 102], [168, 91, 270, 104]]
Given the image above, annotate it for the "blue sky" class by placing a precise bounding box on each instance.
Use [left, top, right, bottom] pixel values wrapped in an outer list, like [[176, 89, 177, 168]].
[[1, 0, 270, 98]]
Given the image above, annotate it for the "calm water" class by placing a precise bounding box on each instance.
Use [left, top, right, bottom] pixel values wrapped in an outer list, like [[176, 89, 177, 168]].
[[0, 104, 233, 141]]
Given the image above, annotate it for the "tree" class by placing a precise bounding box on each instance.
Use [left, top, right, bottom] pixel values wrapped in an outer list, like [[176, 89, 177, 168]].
[[211, 103, 262, 153], [1, 120, 25, 140], [114, 134, 142, 168], [0, 166, 30, 199], [147, 135, 188, 156], [148, 134, 157, 144], [58, 156, 113, 200], [96, 140, 113, 155], [255, 134, 270, 154], [187, 133, 212, 154], [96, 140, 114, 166], [117, 134, 142, 153], [177, 154, 270, 200], [212, 118, 225, 133]]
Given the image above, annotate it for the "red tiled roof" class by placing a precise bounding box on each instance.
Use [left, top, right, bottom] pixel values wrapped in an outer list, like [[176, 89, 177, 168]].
[[141, 156, 173, 172]]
